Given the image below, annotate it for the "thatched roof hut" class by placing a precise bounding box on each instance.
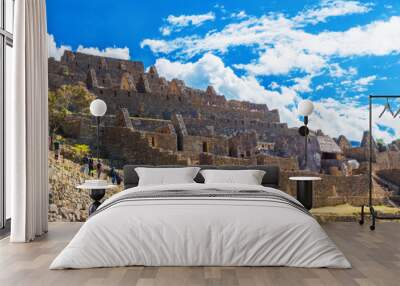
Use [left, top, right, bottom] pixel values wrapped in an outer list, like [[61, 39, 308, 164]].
[[317, 135, 342, 154]]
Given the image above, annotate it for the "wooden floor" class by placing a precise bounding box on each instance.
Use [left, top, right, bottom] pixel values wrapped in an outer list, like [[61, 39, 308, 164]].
[[0, 222, 399, 286]]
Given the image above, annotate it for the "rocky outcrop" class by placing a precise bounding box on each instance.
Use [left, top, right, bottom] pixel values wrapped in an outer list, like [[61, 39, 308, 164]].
[[360, 131, 377, 149], [336, 135, 351, 152], [48, 151, 122, 222]]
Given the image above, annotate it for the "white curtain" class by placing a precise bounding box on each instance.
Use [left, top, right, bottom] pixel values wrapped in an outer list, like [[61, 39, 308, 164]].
[[8, 0, 49, 242]]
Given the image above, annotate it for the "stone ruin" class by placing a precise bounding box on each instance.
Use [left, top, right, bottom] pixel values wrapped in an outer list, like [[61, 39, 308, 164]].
[[47, 51, 400, 209], [48, 51, 350, 173], [50, 51, 399, 175]]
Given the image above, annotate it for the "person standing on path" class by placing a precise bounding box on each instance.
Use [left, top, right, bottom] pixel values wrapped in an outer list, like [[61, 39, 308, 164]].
[[88, 156, 94, 177]]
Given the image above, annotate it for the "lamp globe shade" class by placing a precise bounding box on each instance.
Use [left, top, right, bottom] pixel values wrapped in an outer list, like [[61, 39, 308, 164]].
[[90, 99, 107, 117], [298, 99, 314, 116]]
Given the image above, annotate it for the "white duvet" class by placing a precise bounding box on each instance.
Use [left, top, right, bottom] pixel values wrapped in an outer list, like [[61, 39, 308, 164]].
[[50, 183, 351, 269]]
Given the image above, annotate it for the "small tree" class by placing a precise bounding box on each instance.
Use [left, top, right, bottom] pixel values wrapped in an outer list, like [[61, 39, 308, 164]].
[[49, 84, 96, 138], [71, 144, 91, 159], [376, 138, 387, 152]]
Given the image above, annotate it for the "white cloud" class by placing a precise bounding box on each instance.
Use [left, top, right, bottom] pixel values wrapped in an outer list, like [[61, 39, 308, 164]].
[[142, 14, 295, 57], [140, 37, 198, 54], [269, 82, 280, 90], [154, 54, 399, 143], [48, 34, 130, 60], [160, 12, 215, 35], [214, 4, 227, 14], [230, 11, 248, 19], [302, 16, 400, 57], [76, 45, 130, 60], [316, 82, 333, 91], [140, 39, 174, 53], [294, 0, 372, 25], [155, 53, 300, 126], [160, 27, 172, 36], [47, 34, 71, 60], [233, 16, 400, 76], [328, 63, 357, 78], [235, 45, 326, 76], [310, 99, 399, 143], [238, 17, 400, 75], [355, 75, 377, 86], [342, 75, 378, 92], [142, 11, 400, 76], [142, 4, 400, 143], [167, 12, 215, 27], [291, 75, 314, 93]]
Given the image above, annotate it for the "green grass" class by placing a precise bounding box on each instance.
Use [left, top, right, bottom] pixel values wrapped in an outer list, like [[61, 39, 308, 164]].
[[311, 204, 400, 216], [310, 204, 400, 222]]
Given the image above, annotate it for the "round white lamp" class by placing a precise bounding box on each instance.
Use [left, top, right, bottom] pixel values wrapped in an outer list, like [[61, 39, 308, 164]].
[[90, 99, 107, 117], [90, 99, 107, 172], [298, 99, 314, 116]]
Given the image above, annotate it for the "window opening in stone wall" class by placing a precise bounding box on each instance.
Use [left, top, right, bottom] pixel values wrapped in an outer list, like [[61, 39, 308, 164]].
[[202, 142, 209, 153]]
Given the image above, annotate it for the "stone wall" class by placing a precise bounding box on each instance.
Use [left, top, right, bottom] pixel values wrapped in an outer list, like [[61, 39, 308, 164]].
[[48, 152, 122, 222], [280, 171, 386, 207], [228, 132, 258, 158], [256, 154, 299, 171], [101, 127, 188, 167], [183, 115, 285, 138], [345, 147, 372, 162], [199, 153, 256, 166], [182, 135, 229, 156], [344, 147, 400, 171], [130, 117, 174, 133], [376, 151, 400, 170], [142, 131, 177, 152]]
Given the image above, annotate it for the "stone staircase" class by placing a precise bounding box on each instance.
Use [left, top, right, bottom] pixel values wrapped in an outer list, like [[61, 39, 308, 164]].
[[373, 173, 400, 206]]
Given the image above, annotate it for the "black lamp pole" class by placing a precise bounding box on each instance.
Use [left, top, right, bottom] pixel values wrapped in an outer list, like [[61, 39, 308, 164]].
[[298, 100, 313, 170], [304, 115, 308, 168], [96, 116, 100, 161], [298, 116, 310, 170]]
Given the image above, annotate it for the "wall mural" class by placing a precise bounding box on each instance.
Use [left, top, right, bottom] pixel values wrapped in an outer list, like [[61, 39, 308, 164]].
[[46, 0, 400, 222]]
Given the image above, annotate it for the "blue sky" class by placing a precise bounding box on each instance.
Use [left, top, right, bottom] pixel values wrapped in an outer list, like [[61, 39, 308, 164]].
[[47, 0, 400, 143]]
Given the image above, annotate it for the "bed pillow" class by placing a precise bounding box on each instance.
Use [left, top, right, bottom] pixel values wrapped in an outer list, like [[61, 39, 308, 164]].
[[135, 167, 201, 186], [200, 169, 266, 185]]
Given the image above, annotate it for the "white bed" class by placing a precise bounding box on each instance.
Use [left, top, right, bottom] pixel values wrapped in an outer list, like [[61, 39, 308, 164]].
[[50, 183, 351, 269]]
